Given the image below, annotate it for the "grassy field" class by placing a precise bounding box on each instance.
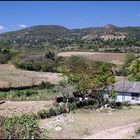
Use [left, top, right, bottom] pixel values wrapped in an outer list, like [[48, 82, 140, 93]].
[[58, 51, 126, 65], [0, 64, 62, 88]]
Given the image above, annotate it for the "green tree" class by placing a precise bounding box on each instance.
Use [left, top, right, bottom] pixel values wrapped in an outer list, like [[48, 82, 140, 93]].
[[62, 56, 115, 107], [128, 58, 140, 81], [124, 53, 136, 67]]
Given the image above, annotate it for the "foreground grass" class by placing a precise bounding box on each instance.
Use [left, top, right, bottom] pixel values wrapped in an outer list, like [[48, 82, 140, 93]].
[[40, 105, 140, 139]]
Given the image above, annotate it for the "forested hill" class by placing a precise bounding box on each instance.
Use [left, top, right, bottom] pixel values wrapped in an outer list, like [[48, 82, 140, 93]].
[[0, 24, 140, 51]]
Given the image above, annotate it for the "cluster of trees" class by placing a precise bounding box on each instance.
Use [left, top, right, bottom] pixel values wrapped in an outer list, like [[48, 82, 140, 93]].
[[114, 52, 140, 81], [12, 51, 63, 72], [1, 35, 140, 53], [0, 48, 14, 64], [61, 56, 115, 107], [54, 38, 140, 52]]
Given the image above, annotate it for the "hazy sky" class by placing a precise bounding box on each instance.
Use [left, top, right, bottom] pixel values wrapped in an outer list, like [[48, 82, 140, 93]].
[[0, 1, 140, 33]]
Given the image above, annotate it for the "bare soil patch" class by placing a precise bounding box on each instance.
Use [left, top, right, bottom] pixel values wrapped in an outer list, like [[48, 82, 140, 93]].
[[0, 100, 54, 117]]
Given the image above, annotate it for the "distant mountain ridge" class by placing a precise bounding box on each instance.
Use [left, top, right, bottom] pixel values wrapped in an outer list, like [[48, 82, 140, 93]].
[[0, 24, 140, 49]]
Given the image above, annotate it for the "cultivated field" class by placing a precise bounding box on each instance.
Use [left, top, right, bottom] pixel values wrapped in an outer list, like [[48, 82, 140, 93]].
[[0, 64, 62, 88], [58, 51, 126, 64], [0, 100, 54, 117]]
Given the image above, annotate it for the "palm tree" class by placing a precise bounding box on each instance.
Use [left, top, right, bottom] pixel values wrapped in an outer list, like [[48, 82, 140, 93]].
[[45, 51, 55, 60]]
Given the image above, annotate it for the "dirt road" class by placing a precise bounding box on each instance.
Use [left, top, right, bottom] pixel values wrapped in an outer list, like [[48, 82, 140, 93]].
[[83, 122, 140, 139]]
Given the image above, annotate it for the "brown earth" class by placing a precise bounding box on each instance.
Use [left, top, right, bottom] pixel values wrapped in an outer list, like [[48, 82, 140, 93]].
[[0, 100, 54, 117]]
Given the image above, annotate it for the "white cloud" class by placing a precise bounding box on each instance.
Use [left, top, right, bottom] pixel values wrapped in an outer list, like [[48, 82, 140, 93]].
[[0, 25, 5, 31], [18, 24, 27, 28]]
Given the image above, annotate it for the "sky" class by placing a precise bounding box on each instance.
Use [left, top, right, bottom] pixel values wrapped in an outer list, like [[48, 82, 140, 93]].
[[0, 1, 140, 33]]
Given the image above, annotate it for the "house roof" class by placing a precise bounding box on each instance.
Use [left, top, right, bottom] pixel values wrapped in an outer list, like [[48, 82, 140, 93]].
[[108, 82, 140, 94]]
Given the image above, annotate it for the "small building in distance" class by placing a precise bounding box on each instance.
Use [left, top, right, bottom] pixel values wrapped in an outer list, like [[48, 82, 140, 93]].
[[108, 82, 140, 104]]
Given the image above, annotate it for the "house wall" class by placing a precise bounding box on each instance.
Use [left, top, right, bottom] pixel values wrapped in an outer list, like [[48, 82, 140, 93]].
[[116, 92, 140, 104]]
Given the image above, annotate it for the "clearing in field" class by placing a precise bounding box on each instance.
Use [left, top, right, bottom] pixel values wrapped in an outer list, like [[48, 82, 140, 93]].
[[58, 51, 126, 64], [0, 64, 62, 88]]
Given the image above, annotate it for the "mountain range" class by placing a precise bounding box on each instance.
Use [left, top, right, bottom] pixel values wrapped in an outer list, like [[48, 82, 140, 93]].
[[0, 24, 140, 48]]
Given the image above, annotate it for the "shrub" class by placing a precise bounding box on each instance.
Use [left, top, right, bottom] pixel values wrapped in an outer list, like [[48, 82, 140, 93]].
[[2, 114, 42, 139], [0, 116, 5, 139], [110, 101, 123, 109], [76, 101, 83, 108], [86, 99, 96, 106], [123, 101, 131, 107], [136, 127, 140, 134], [48, 108, 57, 116], [38, 81, 54, 89], [68, 102, 77, 110], [56, 105, 67, 114], [37, 110, 48, 119]]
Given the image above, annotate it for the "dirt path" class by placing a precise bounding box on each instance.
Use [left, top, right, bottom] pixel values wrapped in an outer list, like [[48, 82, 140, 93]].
[[83, 122, 140, 139]]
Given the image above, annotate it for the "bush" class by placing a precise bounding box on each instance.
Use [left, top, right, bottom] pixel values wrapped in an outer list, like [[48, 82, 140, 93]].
[[16, 90, 38, 97], [68, 102, 77, 111], [136, 127, 140, 134], [56, 105, 68, 114], [76, 101, 83, 108], [2, 114, 42, 139], [37, 110, 48, 119], [38, 106, 68, 119], [123, 101, 131, 107], [37, 99, 97, 120], [48, 108, 57, 116], [87, 99, 96, 106], [38, 81, 54, 89], [110, 101, 123, 109], [0, 116, 5, 139]]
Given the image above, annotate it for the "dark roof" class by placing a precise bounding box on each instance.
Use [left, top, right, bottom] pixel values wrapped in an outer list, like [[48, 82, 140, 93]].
[[109, 82, 140, 93]]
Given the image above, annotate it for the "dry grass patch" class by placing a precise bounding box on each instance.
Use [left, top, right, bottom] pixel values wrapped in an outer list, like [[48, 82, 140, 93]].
[[40, 106, 140, 139], [0, 64, 62, 88], [58, 51, 126, 64]]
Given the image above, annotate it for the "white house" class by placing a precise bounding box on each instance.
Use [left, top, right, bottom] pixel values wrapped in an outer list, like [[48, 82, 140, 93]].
[[108, 82, 140, 104]]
